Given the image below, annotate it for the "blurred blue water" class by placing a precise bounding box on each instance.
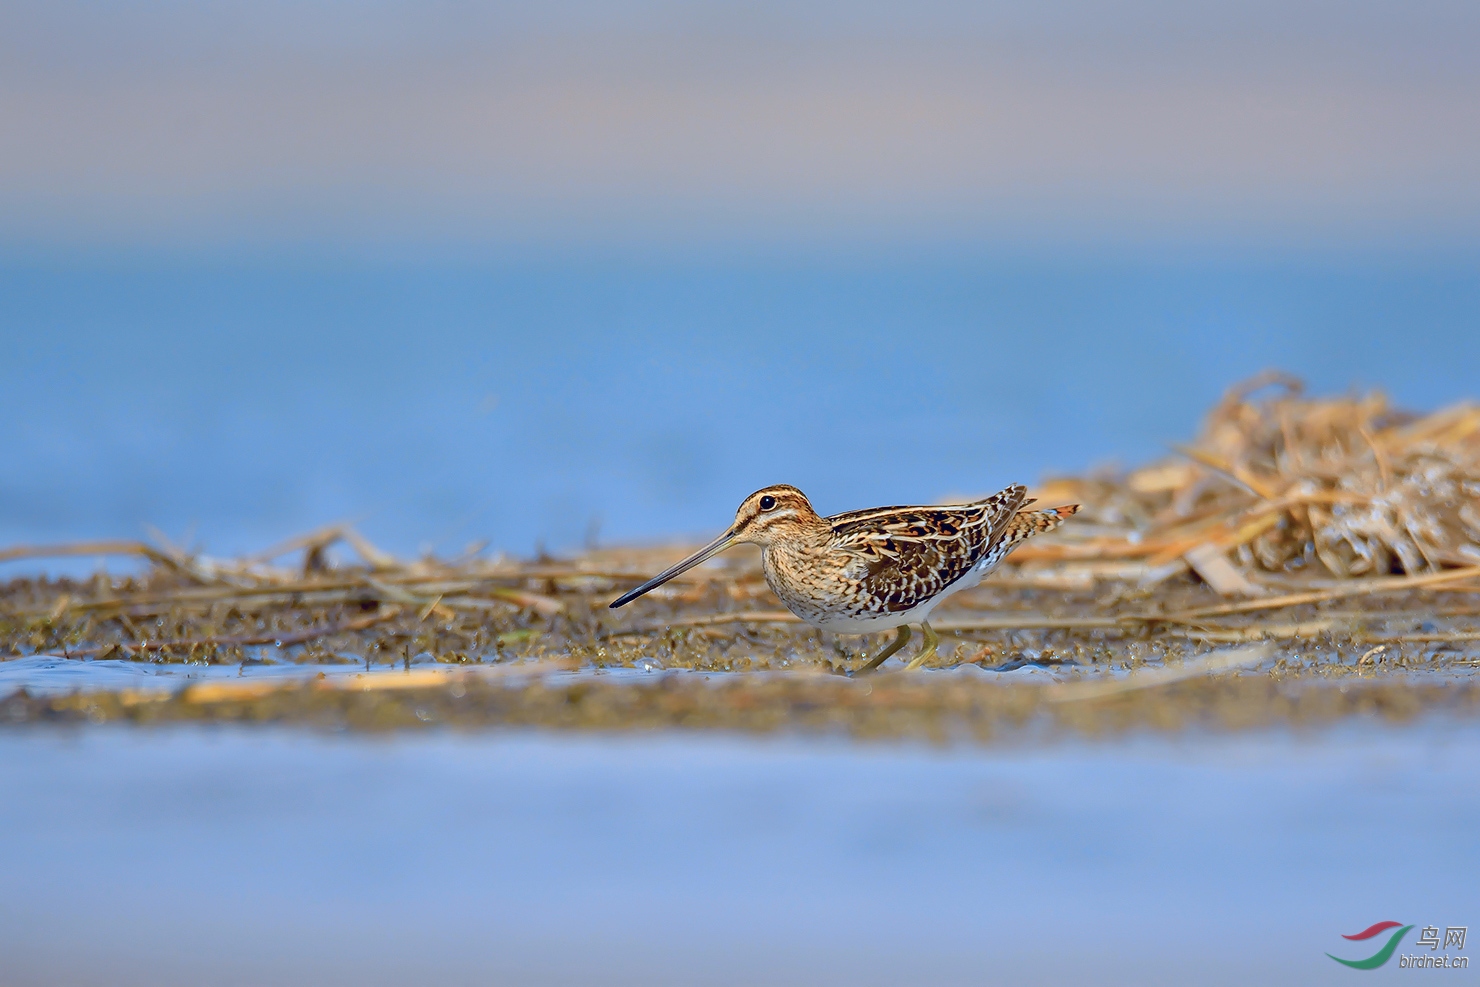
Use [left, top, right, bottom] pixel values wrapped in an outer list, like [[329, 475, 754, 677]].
[[1, 723, 1475, 986], [4, 248, 1478, 563]]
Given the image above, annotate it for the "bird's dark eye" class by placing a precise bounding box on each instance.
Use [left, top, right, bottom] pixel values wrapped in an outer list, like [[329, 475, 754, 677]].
[[759, 495, 777, 511]]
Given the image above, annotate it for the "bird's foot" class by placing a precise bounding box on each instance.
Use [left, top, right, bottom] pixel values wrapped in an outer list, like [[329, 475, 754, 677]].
[[851, 625, 911, 676], [903, 621, 939, 671]]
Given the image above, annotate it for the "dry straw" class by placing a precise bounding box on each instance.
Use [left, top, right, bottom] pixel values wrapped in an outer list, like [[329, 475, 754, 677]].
[[1015, 371, 1480, 595], [2, 372, 1478, 681]]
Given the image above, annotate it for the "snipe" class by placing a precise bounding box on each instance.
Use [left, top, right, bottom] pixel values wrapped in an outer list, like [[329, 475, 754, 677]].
[[609, 484, 1078, 673]]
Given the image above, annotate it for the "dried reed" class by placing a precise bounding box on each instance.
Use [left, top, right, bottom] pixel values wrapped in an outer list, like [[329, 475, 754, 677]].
[[2, 373, 1477, 691]]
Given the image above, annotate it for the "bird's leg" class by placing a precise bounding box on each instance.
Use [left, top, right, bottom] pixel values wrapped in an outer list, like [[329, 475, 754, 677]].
[[903, 621, 940, 671], [853, 625, 911, 675]]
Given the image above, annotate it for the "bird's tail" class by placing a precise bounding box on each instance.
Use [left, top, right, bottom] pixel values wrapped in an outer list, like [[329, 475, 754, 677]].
[[973, 502, 1078, 578], [1006, 503, 1077, 541], [998, 503, 1080, 554]]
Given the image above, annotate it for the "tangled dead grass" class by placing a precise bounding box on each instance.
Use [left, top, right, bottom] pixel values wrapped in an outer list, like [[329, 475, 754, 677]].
[[2, 373, 1478, 739], [1021, 371, 1480, 594]]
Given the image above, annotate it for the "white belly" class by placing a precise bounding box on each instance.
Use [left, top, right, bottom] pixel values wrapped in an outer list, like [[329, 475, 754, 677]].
[[791, 552, 996, 635]]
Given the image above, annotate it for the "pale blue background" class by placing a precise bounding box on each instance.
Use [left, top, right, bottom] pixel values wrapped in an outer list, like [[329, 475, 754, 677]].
[[4, 0, 1480, 560], [5, 250, 1478, 559]]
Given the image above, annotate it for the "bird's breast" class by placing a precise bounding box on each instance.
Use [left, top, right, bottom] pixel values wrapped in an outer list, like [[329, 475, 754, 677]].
[[760, 544, 889, 624]]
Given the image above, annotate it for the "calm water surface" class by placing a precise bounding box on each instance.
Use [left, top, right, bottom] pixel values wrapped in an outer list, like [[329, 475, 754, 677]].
[[4, 249, 1478, 566], [0, 723, 1475, 986], [5, 253, 1476, 985]]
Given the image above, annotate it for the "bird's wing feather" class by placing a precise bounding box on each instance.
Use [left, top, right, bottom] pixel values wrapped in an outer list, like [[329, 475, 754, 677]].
[[824, 485, 1030, 613]]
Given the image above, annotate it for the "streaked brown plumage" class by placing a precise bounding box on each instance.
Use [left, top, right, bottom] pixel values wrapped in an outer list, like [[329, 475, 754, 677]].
[[610, 484, 1078, 672]]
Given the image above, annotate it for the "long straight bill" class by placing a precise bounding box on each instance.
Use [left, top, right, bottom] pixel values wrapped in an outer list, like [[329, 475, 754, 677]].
[[608, 530, 737, 608]]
